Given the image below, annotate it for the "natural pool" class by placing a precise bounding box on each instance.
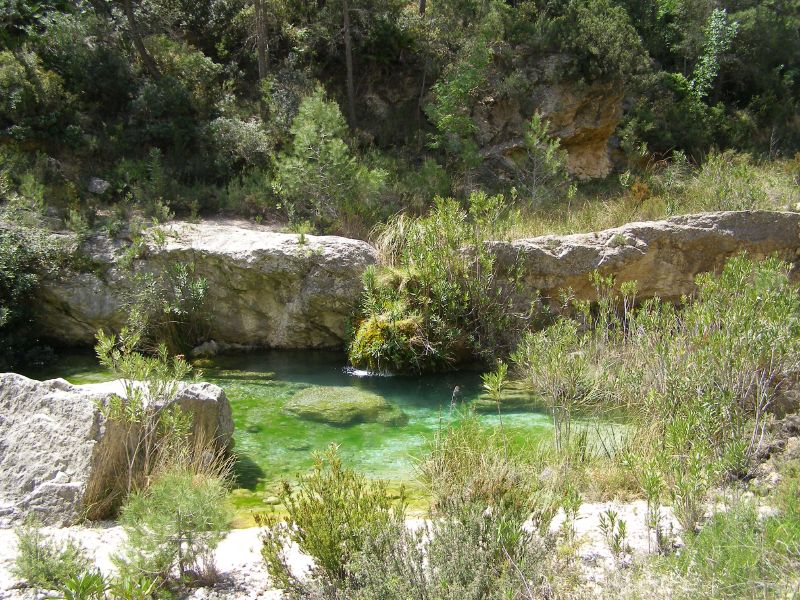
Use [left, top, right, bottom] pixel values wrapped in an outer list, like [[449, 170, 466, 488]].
[[26, 350, 558, 518]]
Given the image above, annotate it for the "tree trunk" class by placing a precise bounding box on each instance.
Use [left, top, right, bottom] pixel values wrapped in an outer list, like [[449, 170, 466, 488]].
[[419, 0, 426, 16], [121, 0, 161, 79], [342, 0, 356, 127], [254, 0, 268, 81]]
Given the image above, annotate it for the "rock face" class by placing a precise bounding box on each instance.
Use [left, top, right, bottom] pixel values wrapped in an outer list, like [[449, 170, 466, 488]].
[[0, 373, 233, 527], [37, 221, 377, 349], [284, 386, 408, 427], [493, 211, 800, 307], [33, 212, 800, 349], [474, 54, 623, 180]]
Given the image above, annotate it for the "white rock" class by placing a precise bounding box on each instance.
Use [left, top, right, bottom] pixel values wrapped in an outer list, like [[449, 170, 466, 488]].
[[0, 373, 233, 526]]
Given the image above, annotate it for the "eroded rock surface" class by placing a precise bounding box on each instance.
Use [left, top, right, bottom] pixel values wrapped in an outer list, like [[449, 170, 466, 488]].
[[494, 211, 800, 307], [474, 54, 623, 180], [33, 212, 800, 349], [37, 221, 377, 349], [0, 373, 233, 526]]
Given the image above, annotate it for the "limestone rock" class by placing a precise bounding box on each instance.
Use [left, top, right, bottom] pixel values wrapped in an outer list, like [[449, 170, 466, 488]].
[[36, 221, 377, 349], [473, 54, 623, 180], [492, 210, 800, 308], [0, 373, 233, 527], [284, 386, 408, 427]]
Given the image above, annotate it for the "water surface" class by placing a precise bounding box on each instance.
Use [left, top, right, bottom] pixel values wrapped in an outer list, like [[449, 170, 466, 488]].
[[26, 350, 555, 516]]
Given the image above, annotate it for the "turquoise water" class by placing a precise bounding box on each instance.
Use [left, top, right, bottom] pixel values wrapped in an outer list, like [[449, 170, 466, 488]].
[[25, 350, 555, 515]]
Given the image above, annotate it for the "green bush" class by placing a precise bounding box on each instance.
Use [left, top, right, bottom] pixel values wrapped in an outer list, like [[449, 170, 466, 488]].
[[342, 500, 563, 600], [667, 498, 800, 598], [120, 260, 210, 355], [114, 470, 231, 590], [0, 224, 65, 369], [94, 329, 194, 509], [272, 87, 386, 234], [348, 192, 523, 373], [510, 254, 800, 534], [258, 444, 403, 595], [12, 521, 93, 591]]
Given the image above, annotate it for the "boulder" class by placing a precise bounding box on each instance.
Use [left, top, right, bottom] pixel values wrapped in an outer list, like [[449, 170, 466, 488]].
[[36, 221, 377, 349], [493, 211, 800, 308], [0, 373, 233, 527], [31, 212, 800, 350], [284, 386, 408, 427]]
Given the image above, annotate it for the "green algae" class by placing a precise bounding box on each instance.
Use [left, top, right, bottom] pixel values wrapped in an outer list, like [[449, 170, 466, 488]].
[[25, 350, 557, 522]]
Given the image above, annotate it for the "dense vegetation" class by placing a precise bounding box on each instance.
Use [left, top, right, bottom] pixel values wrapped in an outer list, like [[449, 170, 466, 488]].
[[5, 1, 800, 598], [1, 0, 798, 234], [1, 0, 798, 369]]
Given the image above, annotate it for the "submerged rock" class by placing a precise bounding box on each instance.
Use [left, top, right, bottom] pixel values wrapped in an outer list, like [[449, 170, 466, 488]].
[[0, 373, 233, 527], [284, 386, 408, 427]]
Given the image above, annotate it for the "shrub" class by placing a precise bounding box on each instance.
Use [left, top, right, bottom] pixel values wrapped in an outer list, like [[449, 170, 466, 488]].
[[667, 498, 800, 598], [349, 192, 524, 373], [272, 87, 386, 233], [12, 521, 93, 591], [258, 444, 403, 595], [510, 254, 800, 535], [0, 224, 65, 369], [342, 500, 562, 600], [114, 470, 231, 590], [121, 260, 210, 355], [94, 329, 194, 504]]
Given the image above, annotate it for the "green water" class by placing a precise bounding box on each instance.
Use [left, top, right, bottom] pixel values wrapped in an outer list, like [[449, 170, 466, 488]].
[[26, 350, 555, 517]]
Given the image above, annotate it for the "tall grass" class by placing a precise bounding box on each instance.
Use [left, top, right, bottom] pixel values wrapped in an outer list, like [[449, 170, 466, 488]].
[[508, 152, 800, 238], [512, 254, 800, 533]]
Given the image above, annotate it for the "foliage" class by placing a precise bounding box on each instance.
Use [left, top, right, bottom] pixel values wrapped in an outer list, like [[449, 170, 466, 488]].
[[512, 319, 597, 453], [95, 329, 193, 505], [511, 113, 573, 207], [664, 492, 800, 598], [349, 192, 524, 373], [508, 151, 798, 238], [340, 500, 565, 600], [114, 470, 231, 591], [416, 409, 559, 535], [0, 221, 66, 369], [272, 87, 385, 233], [258, 444, 403, 595], [121, 259, 210, 355], [424, 36, 491, 181], [12, 521, 93, 591], [0, 0, 797, 235], [511, 254, 800, 536]]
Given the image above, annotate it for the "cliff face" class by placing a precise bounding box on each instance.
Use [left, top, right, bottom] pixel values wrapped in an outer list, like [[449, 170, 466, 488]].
[[473, 54, 623, 181]]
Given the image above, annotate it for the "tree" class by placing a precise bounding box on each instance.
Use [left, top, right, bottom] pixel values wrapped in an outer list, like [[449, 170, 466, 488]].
[[254, 0, 269, 81], [272, 87, 385, 230], [342, 0, 355, 126], [117, 0, 161, 79]]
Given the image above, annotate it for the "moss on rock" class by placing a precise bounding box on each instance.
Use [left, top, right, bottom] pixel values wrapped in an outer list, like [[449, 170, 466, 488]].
[[284, 386, 408, 427]]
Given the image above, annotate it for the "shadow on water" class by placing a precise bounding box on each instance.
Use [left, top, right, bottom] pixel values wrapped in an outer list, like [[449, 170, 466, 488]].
[[232, 454, 266, 490]]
